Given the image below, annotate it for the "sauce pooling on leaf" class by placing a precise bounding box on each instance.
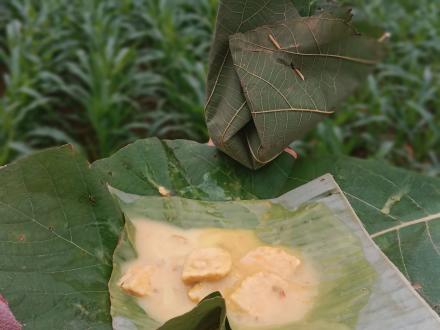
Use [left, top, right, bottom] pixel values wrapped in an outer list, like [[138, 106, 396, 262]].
[[118, 220, 319, 328]]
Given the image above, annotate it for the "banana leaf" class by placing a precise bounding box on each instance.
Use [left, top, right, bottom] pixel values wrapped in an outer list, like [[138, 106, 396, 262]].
[[108, 174, 440, 329], [205, 0, 385, 169]]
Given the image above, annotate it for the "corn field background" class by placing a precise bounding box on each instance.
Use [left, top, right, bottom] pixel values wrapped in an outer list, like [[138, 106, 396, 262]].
[[0, 0, 439, 175]]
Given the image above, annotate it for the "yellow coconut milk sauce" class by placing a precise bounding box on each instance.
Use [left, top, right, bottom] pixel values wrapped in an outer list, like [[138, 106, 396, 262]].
[[118, 219, 319, 328]]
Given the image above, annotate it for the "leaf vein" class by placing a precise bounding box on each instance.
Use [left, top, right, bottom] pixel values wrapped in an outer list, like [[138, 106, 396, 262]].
[[371, 213, 440, 238]]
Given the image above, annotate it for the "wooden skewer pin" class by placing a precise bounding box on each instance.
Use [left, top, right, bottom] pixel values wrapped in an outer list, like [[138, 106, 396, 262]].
[[284, 147, 298, 159], [378, 32, 391, 43], [290, 63, 305, 81], [269, 34, 281, 50], [269, 34, 305, 81]]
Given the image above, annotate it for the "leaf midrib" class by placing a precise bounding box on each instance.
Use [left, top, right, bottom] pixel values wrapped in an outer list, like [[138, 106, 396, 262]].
[[231, 38, 379, 65]]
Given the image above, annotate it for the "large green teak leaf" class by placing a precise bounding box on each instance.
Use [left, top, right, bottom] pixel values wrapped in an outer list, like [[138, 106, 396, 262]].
[[0, 146, 123, 328], [205, 1, 384, 169], [93, 138, 440, 313], [229, 12, 383, 165], [205, 0, 299, 168]]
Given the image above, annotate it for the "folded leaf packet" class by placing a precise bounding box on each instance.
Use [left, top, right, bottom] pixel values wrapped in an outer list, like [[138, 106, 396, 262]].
[[205, 0, 385, 169], [109, 175, 440, 330]]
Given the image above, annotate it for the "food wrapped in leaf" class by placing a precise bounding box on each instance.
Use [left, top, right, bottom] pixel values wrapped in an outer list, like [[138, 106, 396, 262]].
[[205, 0, 385, 169], [108, 175, 440, 330]]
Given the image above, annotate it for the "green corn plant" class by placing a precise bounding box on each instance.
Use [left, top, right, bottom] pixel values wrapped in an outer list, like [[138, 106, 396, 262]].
[[305, 0, 440, 175], [0, 0, 80, 164], [0, 19, 50, 164], [59, 1, 138, 158], [0, 0, 216, 164], [129, 0, 215, 141]]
